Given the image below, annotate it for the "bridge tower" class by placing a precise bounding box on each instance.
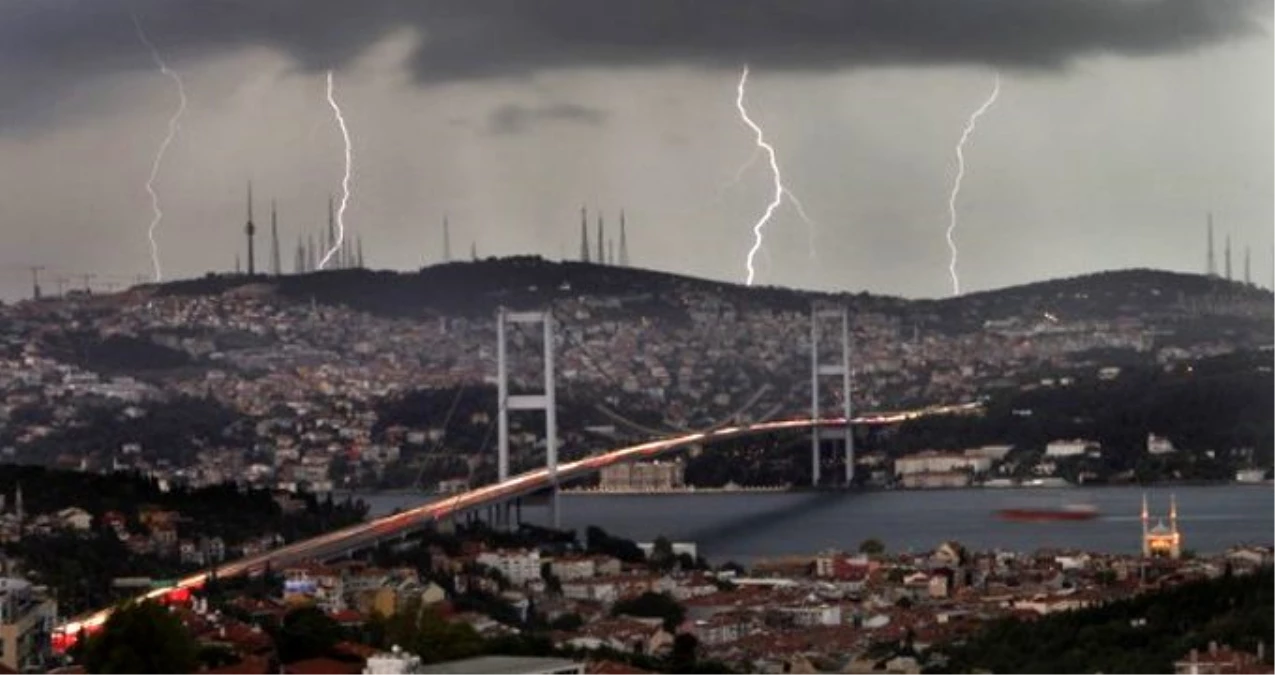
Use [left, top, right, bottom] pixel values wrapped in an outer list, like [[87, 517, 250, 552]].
[[496, 308, 560, 528], [810, 305, 854, 487]]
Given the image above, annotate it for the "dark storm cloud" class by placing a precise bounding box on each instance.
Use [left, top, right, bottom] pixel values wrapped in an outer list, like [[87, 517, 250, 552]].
[[486, 102, 609, 135], [1, 0, 1268, 132]]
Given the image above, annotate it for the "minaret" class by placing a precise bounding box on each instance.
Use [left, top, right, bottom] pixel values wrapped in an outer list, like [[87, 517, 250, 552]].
[[1207, 213, 1216, 277], [608, 239, 614, 265], [1169, 493, 1181, 559], [443, 214, 452, 263], [579, 206, 590, 262], [306, 234, 316, 272], [294, 237, 305, 274], [1245, 246, 1251, 285], [596, 213, 604, 264], [356, 235, 364, 269], [235, 253, 241, 275], [1225, 234, 1232, 281], [471, 241, 478, 261], [270, 200, 282, 276], [619, 209, 629, 267], [1140, 493, 1150, 557], [245, 182, 257, 276]]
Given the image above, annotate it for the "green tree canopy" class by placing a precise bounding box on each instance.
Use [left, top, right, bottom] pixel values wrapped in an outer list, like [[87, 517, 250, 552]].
[[274, 606, 343, 663], [612, 592, 686, 632], [83, 600, 198, 674], [859, 538, 886, 556]]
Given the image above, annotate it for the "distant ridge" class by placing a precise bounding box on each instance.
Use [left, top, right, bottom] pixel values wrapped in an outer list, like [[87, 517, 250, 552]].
[[145, 258, 1271, 324]]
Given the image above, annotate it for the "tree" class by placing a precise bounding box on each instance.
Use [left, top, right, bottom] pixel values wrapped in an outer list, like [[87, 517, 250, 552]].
[[83, 600, 198, 674], [550, 613, 584, 632], [859, 538, 886, 556], [669, 633, 700, 670], [395, 603, 484, 664], [650, 536, 675, 572], [274, 606, 343, 663]]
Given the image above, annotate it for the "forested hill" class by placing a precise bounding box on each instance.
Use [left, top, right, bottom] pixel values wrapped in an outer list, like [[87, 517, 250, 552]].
[[146, 257, 1271, 328], [150, 256, 900, 319], [932, 568, 1273, 673]]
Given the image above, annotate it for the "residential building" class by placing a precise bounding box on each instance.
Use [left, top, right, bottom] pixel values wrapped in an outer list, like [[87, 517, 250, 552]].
[[0, 577, 56, 672], [477, 550, 542, 586], [1173, 643, 1269, 674], [364, 645, 423, 674]]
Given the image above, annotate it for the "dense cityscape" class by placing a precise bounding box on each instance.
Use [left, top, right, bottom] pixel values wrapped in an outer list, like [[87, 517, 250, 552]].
[[0, 258, 1268, 673], [3, 0, 1274, 672]]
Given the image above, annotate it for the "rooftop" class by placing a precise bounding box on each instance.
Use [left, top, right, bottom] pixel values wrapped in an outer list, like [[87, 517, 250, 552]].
[[417, 656, 585, 675]]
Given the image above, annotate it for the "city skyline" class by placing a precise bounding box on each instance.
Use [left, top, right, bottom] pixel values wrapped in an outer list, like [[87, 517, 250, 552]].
[[0, 0, 1271, 301]]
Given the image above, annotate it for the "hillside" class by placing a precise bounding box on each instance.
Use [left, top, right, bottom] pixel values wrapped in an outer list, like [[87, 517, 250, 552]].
[[150, 256, 901, 321], [147, 258, 1272, 331], [930, 568, 1274, 673], [3, 259, 1269, 489], [915, 268, 1272, 333]]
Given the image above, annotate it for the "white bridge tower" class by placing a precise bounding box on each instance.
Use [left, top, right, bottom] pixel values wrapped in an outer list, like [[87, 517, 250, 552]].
[[810, 304, 854, 487], [496, 308, 560, 528]]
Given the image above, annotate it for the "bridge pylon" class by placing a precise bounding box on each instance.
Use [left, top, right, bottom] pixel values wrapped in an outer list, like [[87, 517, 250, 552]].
[[496, 307, 560, 528], [810, 304, 854, 487]]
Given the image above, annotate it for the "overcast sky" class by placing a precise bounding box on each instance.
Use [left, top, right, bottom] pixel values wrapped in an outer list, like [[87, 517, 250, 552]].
[[0, 0, 1271, 301]]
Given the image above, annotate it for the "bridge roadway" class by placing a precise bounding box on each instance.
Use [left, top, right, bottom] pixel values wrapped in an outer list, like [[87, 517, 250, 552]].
[[56, 402, 978, 642]]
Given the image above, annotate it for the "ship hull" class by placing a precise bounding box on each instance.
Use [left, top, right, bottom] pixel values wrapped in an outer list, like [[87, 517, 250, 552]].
[[996, 508, 1098, 522]]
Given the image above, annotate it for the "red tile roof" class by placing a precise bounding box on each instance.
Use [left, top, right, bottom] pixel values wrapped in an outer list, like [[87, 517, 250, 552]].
[[586, 659, 653, 674], [328, 609, 365, 625], [205, 655, 272, 674], [282, 657, 363, 674]]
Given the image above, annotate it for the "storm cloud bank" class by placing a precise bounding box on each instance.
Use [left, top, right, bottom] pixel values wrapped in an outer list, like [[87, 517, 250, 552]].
[[1, 0, 1268, 132]]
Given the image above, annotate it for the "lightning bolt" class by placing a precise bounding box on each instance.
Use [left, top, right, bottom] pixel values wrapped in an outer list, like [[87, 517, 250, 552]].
[[945, 73, 1001, 297], [784, 189, 818, 262], [725, 159, 817, 265], [319, 70, 351, 270], [736, 65, 784, 287], [727, 148, 761, 190], [131, 12, 186, 283]]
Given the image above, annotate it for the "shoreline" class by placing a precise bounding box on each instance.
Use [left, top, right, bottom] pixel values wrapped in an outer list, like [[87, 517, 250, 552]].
[[338, 478, 1270, 499]]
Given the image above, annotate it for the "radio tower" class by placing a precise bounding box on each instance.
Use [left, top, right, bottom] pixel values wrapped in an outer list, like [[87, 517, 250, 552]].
[[443, 214, 452, 263], [596, 213, 605, 264], [245, 182, 257, 276], [1225, 234, 1232, 281], [1206, 213, 1216, 277], [1244, 246, 1251, 285], [29, 266, 44, 300], [579, 206, 590, 263], [270, 200, 282, 276], [619, 209, 629, 267]]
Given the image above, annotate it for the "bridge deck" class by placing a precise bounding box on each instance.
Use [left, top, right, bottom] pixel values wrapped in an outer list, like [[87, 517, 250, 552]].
[[56, 403, 979, 640]]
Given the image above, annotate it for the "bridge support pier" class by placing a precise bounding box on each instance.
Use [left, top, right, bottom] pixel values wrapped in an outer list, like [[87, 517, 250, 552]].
[[496, 307, 560, 529], [811, 304, 855, 487]]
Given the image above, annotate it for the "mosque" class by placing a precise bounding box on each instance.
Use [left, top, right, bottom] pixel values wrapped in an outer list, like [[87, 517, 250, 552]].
[[1141, 494, 1183, 559]]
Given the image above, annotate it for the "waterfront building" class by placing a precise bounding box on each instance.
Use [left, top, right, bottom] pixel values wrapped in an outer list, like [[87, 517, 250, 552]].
[[599, 459, 684, 492]]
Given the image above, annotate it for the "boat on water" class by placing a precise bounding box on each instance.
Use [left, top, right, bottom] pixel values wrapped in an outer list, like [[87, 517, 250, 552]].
[[996, 503, 1099, 522]]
